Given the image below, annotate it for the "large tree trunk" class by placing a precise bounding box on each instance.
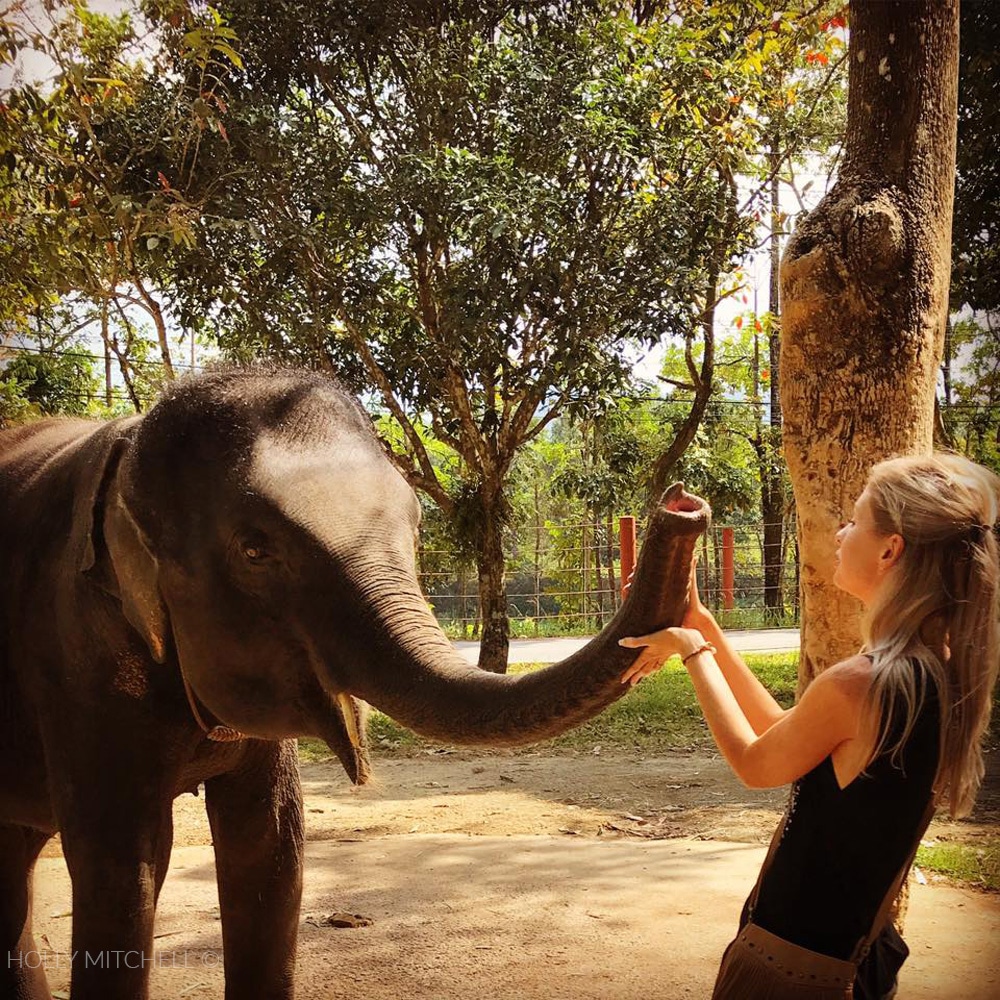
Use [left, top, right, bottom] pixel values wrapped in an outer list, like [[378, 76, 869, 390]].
[[476, 485, 511, 674], [780, 1, 959, 688]]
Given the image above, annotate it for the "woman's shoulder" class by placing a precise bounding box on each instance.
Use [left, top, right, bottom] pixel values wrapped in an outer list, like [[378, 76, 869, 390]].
[[823, 653, 877, 686], [809, 655, 876, 707]]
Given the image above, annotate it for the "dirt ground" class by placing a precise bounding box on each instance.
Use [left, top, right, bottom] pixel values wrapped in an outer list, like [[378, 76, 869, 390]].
[[30, 748, 1000, 999]]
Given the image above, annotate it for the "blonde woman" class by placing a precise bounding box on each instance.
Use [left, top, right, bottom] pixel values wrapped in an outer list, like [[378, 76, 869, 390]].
[[620, 454, 999, 999]]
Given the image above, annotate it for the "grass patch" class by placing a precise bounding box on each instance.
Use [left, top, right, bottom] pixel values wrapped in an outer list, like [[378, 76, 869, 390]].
[[298, 712, 425, 762], [543, 663, 711, 751], [298, 652, 800, 759], [916, 839, 1000, 892], [543, 652, 798, 753], [743, 653, 799, 710]]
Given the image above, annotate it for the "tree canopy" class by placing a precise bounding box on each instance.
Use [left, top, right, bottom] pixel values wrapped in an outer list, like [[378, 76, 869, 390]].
[[0, 0, 883, 656], [160, 0, 829, 668]]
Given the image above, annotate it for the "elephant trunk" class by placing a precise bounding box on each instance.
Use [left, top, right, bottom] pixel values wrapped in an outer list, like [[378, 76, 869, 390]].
[[326, 485, 710, 747]]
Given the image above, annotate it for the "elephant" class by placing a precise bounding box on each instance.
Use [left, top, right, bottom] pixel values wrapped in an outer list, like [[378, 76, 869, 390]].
[[0, 367, 709, 1000]]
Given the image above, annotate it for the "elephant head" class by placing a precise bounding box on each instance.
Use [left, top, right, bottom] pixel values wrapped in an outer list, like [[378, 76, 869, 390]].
[[83, 369, 709, 784]]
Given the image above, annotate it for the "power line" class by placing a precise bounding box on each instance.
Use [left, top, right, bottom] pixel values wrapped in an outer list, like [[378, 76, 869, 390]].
[[0, 342, 204, 373], [3, 343, 1000, 413], [589, 392, 1000, 412]]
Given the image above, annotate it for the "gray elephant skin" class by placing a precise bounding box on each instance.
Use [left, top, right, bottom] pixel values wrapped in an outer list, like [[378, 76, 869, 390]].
[[0, 368, 709, 999]]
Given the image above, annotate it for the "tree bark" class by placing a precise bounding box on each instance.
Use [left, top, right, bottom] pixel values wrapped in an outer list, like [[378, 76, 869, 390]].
[[606, 511, 618, 612], [476, 483, 511, 674], [648, 271, 718, 504], [101, 297, 113, 408], [780, 1, 959, 687], [762, 147, 785, 625], [130, 272, 175, 380]]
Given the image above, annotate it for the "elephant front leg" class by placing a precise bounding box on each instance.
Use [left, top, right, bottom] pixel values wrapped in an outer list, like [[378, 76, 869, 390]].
[[0, 824, 53, 1000], [206, 739, 304, 1000], [58, 804, 173, 1000]]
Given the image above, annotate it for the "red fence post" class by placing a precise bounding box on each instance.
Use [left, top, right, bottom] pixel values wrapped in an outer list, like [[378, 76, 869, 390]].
[[722, 526, 735, 611], [619, 516, 637, 601]]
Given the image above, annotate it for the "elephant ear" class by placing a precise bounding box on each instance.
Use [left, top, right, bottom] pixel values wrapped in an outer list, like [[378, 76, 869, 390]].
[[103, 492, 171, 663], [78, 420, 171, 664]]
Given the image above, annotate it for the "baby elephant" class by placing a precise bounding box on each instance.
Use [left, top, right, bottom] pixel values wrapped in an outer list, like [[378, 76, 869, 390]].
[[0, 367, 708, 999]]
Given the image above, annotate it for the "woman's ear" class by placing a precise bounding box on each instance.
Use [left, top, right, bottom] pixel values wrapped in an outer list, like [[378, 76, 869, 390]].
[[880, 533, 906, 572]]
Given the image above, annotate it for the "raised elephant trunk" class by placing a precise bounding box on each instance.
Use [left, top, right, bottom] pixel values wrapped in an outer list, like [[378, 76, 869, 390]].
[[331, 484, 710, 746]]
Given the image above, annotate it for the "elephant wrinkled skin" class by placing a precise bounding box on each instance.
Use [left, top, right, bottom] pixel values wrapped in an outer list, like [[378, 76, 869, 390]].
[[0, 368, 709, 999]]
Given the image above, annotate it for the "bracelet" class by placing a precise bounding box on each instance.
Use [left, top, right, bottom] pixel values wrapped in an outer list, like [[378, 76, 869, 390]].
[[681, 641, 717, 665]]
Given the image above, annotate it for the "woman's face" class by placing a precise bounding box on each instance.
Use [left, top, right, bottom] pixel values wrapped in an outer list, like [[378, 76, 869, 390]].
[[833, 488, 903, 605]]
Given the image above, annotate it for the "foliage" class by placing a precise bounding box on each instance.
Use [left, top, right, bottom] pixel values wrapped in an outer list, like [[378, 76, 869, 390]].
[[1, 1, 849, 656], [658, 334, 761, 516], [0, 302, 107, 425], [951, 1, 1000, 314], [747, 4, 847, 225], [0, 0, 242, 383], [164, 0, 832, 666], [170, 0, 778, 462], [941, 4, 999, 476], [0, 370, 39, 426], [515, 404, 672, 623], [0, 348, 101, 418], [638, 1, 847, 499], [942, 316, 1000, 474], [549, 399, 671, 513]]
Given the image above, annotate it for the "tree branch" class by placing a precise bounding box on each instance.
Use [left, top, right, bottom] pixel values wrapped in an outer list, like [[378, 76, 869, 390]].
[[337, 311, 448, 506]]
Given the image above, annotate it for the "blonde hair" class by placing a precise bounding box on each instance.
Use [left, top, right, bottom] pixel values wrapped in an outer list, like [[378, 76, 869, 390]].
[[861, 453, 1000, 818]]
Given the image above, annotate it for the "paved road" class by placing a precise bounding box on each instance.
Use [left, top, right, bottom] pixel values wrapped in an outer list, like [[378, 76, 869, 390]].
[[454, 627, 799, 664]]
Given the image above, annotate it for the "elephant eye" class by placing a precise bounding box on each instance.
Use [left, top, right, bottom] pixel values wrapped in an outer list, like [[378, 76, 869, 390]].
[[238, 532, 272, 563]]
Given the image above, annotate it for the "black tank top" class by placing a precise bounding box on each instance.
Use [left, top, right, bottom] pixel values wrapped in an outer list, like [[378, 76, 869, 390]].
[[752, 660, 940, 959]]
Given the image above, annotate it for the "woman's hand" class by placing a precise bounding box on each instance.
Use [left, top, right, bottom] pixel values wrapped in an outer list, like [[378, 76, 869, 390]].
[[618, 626, 707, 687], [681, 559, 715, 633]]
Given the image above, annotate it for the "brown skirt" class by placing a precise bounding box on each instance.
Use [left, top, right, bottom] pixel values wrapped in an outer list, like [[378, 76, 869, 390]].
[[711, 923, 856, 999]]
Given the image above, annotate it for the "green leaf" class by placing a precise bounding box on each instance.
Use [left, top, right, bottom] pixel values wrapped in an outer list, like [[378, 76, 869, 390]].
[[213, 42, 243, 70]]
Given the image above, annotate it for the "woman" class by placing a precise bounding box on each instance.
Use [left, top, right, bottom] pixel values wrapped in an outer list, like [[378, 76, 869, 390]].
[[619, 454, 999, 999]]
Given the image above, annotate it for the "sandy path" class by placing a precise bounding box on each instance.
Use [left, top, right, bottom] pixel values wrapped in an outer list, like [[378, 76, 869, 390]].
[[31, 836, 1000, 999], [27, 751, 1000, 999]]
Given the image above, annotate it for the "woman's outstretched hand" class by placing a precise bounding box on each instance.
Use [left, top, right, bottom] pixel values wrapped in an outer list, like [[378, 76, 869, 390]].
[[681, 558, 715, 633], [619, 626, 707, 686], [619, 558, 717, 686]]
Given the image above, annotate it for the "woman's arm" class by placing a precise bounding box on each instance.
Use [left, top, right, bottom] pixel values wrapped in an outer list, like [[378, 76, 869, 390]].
[[686, 615, 784, 735], [621, 563, 784, 734], [621, 626, 873, 788], [684, 647, 872, 787]]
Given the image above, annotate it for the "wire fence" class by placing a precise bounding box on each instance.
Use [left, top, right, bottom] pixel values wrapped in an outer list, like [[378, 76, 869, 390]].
[[420, 516, 801, 638]]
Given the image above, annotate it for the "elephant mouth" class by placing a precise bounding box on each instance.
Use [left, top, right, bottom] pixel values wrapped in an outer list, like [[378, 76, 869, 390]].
[[323, 693, 371, 785]]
